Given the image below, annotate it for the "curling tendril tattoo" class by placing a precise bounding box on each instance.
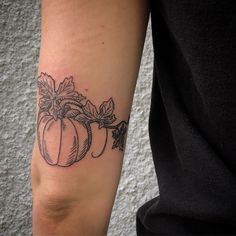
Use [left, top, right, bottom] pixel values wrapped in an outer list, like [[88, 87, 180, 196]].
[[37, 72, 128, 167]]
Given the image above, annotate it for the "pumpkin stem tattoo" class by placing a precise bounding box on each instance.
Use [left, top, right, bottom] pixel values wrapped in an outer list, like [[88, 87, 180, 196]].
[[37, 72, 128, 167]]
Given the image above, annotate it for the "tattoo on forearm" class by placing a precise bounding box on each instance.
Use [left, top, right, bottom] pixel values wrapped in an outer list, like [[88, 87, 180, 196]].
[[37, 72, 128, 167]]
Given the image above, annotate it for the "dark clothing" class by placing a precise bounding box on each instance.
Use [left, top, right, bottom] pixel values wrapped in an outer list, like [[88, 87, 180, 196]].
[[137, 0, 236, 235]]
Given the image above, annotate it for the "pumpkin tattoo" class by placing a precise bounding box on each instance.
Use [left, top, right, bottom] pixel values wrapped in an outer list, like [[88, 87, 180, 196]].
[[37, 72, 128, 167]]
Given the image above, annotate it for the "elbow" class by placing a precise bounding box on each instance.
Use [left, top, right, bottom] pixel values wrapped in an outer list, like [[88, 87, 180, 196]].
[[31, 166, 77, 225], [33, 190, 77, 223], [32, 187, 82, 235]]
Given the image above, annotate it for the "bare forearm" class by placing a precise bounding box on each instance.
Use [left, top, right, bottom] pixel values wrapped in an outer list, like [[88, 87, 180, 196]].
[[32, 0, 149, 235]]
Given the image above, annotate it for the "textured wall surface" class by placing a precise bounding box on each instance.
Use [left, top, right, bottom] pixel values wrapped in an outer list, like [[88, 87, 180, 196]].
[[0, 1, 158, 235]]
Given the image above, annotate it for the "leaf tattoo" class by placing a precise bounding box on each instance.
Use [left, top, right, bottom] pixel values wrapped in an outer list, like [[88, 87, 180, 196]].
[[38, 73, 55, 96], [83, 100, 99, 119], [57, 77, 85, 102], [37, 72, 129, 167], [98, 98, 116, 128], [112, 121, 128, 151], [38, 73, 85, 120]]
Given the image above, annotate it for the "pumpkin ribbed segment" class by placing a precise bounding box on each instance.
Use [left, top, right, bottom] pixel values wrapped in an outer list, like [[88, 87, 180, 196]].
[[38, 115, 90, 167]]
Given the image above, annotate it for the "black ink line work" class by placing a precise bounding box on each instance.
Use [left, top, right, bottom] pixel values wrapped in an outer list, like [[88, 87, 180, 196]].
[[37, 72, 128, 167]]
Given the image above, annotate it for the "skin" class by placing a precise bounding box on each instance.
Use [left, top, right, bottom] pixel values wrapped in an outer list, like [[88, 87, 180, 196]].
[[31, 0, 150, 235]]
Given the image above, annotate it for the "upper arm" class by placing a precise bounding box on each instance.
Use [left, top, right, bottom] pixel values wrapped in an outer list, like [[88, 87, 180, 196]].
[[32, 0, 149, 234]]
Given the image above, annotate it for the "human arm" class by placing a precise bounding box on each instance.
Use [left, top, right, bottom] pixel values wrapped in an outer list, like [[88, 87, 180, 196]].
[[31, 0, 149, 235]]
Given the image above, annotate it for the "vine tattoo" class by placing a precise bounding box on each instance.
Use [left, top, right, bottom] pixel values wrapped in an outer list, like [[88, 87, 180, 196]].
[[37, 72, 128, 167]]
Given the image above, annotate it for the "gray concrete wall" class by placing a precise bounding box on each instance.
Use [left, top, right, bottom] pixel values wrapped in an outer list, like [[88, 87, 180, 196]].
[[0, 1, 158, 235]]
